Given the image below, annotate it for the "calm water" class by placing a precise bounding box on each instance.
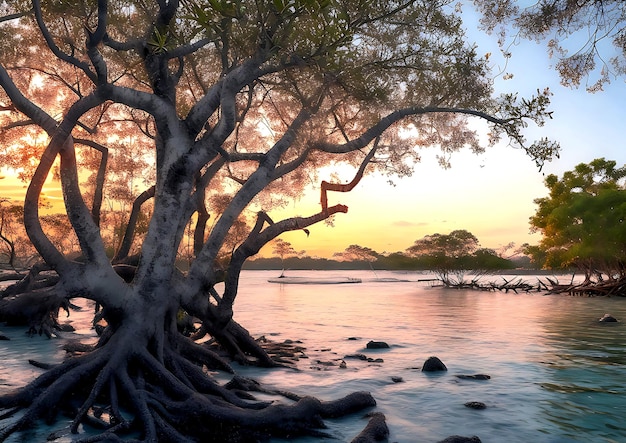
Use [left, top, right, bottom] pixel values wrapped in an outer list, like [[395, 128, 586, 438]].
[[2, 270, 626, 442]]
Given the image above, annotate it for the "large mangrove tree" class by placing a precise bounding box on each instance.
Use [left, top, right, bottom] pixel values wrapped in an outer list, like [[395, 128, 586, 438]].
[[0, 1, 558, 441]]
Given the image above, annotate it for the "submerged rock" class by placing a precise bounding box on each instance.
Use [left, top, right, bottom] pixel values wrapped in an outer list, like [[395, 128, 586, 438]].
[[464, 401, 487, 410], [366, 340, 389, 349], [456, 374, 491, 380], [344, 353, 368, 360], [422, 356, 447, 372], [599, 314, 618, 323], [437, 436, 482, 443]]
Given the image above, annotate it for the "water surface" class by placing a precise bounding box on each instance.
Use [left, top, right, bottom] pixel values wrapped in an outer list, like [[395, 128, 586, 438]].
[[1, 270, 626, 442]]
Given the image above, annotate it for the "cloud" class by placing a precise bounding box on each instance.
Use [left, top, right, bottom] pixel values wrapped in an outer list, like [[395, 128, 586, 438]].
[[392, 220, 429, 227]]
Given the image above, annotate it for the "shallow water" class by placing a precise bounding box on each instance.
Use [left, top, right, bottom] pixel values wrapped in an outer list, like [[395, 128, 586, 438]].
[[2, 270, 626, 442]]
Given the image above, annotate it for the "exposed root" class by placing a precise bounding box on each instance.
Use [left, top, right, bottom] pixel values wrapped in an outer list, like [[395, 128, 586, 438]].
[[0, 287, 71, 337], [0, 349, 109, 440], [202, 319, 277, 367], [0, 329, 380, 442]]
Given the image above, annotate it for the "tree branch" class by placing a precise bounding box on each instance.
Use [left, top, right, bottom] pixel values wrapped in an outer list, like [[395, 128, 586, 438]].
[[320, 139, 379, 213], [112, 186, 155, 263], [74, 139, 108, 227], [32, 0, 97, 83]]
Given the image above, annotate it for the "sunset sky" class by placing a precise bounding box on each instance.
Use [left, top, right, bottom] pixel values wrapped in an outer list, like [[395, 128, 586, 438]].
[[2, 9, 626, 259], [269, 10, 626, 258]]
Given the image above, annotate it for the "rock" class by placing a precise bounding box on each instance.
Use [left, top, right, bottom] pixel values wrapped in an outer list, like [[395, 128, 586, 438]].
[[422, 356, 447, 372], [437, 436, 482, 443], [391, 376, 404, 383], [57, 323, 75, 332], [464, 401, 487, 410], [366, 340, 389, 349], [350, 412, 389, 443], [347, 337, 361, 340], [63, 340, 95, 354], [599, 313, 618, 322], [345, 353, 368, 360], [315, 360, 336, 366], [455, 374, 490, 380], [0, 333, 9, 340], [367, 358, 384, 363]]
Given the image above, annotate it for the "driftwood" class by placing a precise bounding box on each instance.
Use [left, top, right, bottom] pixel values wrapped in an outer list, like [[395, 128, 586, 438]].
[[441, 273, 626, 297], [440, 276, 544, 293], [545, 275, 626, 297]]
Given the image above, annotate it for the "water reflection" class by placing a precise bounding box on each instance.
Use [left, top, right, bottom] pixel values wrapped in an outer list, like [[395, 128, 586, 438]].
[[2, 271, 626, 442], [535, 296, 626, 441]]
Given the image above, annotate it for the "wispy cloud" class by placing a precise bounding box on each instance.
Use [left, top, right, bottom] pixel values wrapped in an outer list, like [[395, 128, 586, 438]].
[[392, 220, 429, 227]]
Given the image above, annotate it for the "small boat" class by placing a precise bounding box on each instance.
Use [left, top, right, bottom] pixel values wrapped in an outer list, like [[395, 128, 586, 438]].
[[267, 276, 362, 285]]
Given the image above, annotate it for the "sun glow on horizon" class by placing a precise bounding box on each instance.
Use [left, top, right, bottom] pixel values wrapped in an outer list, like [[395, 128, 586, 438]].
[[259, 142, 548, 258]]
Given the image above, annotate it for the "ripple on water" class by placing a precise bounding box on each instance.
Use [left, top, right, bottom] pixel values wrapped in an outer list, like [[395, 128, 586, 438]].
[[2, 270, 626, 442]]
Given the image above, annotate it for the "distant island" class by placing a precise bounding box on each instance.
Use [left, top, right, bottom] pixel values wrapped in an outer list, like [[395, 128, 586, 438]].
[[242, 255, 536, 271]]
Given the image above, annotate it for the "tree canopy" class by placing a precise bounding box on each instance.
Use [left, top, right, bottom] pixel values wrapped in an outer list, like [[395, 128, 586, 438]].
[[0, 1, 558, 441], [527, 158, 626, 280], [474, 0, 626, 90], [406, 229, 480, 258], [405, 229, 513, 280]]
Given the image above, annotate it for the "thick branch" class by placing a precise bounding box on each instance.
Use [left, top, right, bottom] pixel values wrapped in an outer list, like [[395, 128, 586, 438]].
[[216, 204, 348, 321], [187, 106, 313, 285], [0, 67, 65, 269], [55, 95, 110, 268], [191, 158, 226, 256], [314, 106, 510, 154], [75, 139, 108, 227], [112, 186, 156, 263], [320, 140, 379, 212], [85, 0, 109, 85]]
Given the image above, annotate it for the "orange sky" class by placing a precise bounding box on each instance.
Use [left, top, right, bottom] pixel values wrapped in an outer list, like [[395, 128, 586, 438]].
[[264, 143, 548, 257]]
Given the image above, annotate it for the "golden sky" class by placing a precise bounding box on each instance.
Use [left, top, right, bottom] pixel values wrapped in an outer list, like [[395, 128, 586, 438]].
[[266, 143, 548, 257]]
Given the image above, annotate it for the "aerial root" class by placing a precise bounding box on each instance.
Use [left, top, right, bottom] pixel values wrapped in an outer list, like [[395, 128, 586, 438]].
[[152, 412, 193, 443], [0, 349, 108, 440], [70, 357, 119, 433], [225, 375, 301, 402], [108, 376, 125, 426], [164, 348, 269, 409], [171, 332, 233, 373], [117, 369, 156, 441], [1, 338, 381, 442]]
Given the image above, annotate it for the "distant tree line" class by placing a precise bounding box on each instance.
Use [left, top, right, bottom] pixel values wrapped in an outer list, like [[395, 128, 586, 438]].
[[246, 229, 529, 271]]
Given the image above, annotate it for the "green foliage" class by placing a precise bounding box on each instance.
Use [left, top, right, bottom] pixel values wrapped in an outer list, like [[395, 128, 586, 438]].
[[404, 229, 513, 272], [334, 244, 380, 262], [527, 158, 626, 277], [406, 229, 480, 259]]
